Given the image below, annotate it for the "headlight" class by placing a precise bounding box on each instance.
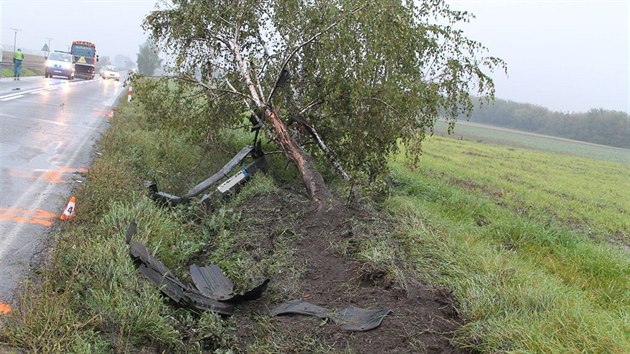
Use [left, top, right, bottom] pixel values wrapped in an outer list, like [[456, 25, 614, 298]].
[[45, 61, 53, 67], [62, 62, 72, 69]]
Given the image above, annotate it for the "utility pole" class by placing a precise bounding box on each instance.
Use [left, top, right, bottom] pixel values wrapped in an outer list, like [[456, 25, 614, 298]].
[[9, 28, 22, 53]]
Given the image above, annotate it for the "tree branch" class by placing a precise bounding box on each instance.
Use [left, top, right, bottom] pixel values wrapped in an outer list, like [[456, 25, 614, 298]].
[[231, 29, 264, 106], [266, 3, 369, 104], [173, 75, 254, 101], [295, 117, 350, 180], [368, 96, 400, 114]]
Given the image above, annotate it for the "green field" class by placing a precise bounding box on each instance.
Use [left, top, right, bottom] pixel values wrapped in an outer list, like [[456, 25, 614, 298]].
[[434, 120, 630, 164], [386, 133, 630, 352]]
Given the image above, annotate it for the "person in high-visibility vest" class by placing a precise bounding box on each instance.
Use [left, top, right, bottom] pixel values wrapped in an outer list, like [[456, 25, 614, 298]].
[[13, 49, 25, 80]]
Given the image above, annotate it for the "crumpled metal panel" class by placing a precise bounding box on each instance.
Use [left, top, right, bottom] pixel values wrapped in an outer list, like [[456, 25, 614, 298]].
[[127, 227, 268, 315], [270, 300, 391, 332], [334, 306, 391, 331], [190, 264, 270, 303]]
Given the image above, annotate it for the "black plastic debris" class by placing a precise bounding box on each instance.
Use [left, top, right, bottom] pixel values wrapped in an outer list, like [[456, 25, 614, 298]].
[[270, 300, 329, 318], [125, 220, 137, 244], [199, 156, 267, 211], [126, 224, 268, 315], [335, 305, 392, 331], [146, 145, 265, 208], [129, 240, 235, 315], [270, 300, 391, 332], [190, 264, 270, 303]]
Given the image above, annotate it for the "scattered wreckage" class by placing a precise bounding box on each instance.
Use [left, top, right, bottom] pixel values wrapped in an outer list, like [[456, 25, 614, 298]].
[[130, 120, 390, 331], [147, 116, 267, 210], [146, 143, 267, 210], [126, 220, 390, 331], [126, 222, 268, 315]]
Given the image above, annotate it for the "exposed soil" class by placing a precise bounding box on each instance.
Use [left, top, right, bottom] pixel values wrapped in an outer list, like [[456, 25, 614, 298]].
[[223, 188, 470, 353]]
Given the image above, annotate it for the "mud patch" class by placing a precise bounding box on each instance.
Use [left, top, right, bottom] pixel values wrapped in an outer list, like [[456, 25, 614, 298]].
[[206, 186, 469, 353]]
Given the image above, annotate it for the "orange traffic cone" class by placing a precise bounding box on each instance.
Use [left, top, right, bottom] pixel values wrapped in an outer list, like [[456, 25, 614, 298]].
[[0, 301, 11, 314], [60, 196, 76, 220]]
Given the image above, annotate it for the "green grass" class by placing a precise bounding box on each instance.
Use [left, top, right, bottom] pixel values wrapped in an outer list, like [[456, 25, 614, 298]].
[[408, 135, 630, 242], [1, 67, 39, 78], [2, 79, 628, 353], [434, 120, 630, 164], [385, 135, 630, 352]]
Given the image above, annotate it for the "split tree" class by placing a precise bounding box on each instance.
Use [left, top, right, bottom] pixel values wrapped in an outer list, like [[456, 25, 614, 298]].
[[143, 0, 505, 210]]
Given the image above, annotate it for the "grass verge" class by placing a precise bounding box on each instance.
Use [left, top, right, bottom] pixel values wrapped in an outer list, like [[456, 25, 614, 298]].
[[386, 137, 630, 352]]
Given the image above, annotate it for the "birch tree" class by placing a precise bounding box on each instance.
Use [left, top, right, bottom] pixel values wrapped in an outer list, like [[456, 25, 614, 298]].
[[143, 0, 506, 210]]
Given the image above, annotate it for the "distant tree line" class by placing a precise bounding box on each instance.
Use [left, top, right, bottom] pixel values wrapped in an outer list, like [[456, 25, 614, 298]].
[[459, 98, 630, 149]]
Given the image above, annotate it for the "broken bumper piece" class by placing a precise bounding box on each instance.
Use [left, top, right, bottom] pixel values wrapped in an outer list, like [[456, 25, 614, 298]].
[[270, 300, 391, 332], [129, 238, 268, 315]]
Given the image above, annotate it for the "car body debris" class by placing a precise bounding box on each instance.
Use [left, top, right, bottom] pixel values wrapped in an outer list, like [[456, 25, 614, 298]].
[[147, 143, 266, 209], [127, 222, 269, 315], [190, 264, 270, 303], [270, 300, 391, 332]]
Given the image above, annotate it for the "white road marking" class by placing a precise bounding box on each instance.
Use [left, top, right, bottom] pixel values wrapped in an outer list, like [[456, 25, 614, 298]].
[[0, 79, 100, 100], [0, 95, 24, 101]]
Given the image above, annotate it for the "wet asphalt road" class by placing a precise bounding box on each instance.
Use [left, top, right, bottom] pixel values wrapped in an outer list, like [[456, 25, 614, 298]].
[[0, 75, 124, 308]]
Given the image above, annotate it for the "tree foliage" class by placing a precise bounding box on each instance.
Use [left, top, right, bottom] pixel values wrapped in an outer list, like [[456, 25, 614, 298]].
[[142, 0, 505, 196], [137, 39, 163, 75]]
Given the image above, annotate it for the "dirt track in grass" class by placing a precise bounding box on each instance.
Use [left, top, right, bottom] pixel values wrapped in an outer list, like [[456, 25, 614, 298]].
[[205, 188, 470, 353]]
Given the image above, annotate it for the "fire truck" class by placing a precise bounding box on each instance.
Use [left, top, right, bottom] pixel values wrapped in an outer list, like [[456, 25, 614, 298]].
[[70, 40, 99, 79]]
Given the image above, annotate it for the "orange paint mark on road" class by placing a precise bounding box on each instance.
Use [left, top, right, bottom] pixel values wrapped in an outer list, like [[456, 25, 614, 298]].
[[9, 167, 88, 184], [0, 302, 11, 314], [0, 207, 56, 227]]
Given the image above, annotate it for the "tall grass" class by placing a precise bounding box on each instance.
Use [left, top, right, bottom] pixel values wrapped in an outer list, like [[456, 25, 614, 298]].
[[0, 93, 307, 352], [387, 136, 630, 352]]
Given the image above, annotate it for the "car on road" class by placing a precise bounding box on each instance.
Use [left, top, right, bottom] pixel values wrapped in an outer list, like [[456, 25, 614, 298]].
[[100, 65, 120, 81], [45, 51, 75, 80]]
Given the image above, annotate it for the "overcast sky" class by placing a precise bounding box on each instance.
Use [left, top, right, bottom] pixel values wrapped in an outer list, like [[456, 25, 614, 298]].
[[1, 0, 628, 113], [1, 0, 156, 64]]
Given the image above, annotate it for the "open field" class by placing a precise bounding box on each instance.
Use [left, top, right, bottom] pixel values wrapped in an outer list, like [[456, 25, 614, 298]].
[[387, 135, 630, 351], [434, 120, 630, 164], [1, 51, 45, 77], [404, 135, 630, 244]]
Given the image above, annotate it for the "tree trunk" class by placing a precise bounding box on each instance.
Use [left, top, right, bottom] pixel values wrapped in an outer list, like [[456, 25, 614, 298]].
[[229, 39, 337, 210], [263, 107, 337, 210]]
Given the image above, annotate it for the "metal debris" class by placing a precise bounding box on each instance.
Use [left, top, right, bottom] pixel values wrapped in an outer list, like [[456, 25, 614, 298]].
[[190, 264, 269, 303], [200, 156, 267, 211], [146, 145, 265, 208], [126, 224, 268, 315], [270, 300, 391, 332], [182, 145, 254, 199]]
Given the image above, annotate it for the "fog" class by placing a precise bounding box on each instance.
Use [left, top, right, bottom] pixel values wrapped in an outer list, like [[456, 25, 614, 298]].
[[448, 0, 629, 113], [1, 0, 156, 66], [2, 0, 627, 113]]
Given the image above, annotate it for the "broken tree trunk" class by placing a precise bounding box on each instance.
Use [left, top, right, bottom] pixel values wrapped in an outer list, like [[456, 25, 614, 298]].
[[264, 107, 337, 210], [231, 37, 339, 210]]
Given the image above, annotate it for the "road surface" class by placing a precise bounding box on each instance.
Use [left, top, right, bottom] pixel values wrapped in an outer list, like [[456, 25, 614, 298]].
[[0, 75, 124, 310]]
